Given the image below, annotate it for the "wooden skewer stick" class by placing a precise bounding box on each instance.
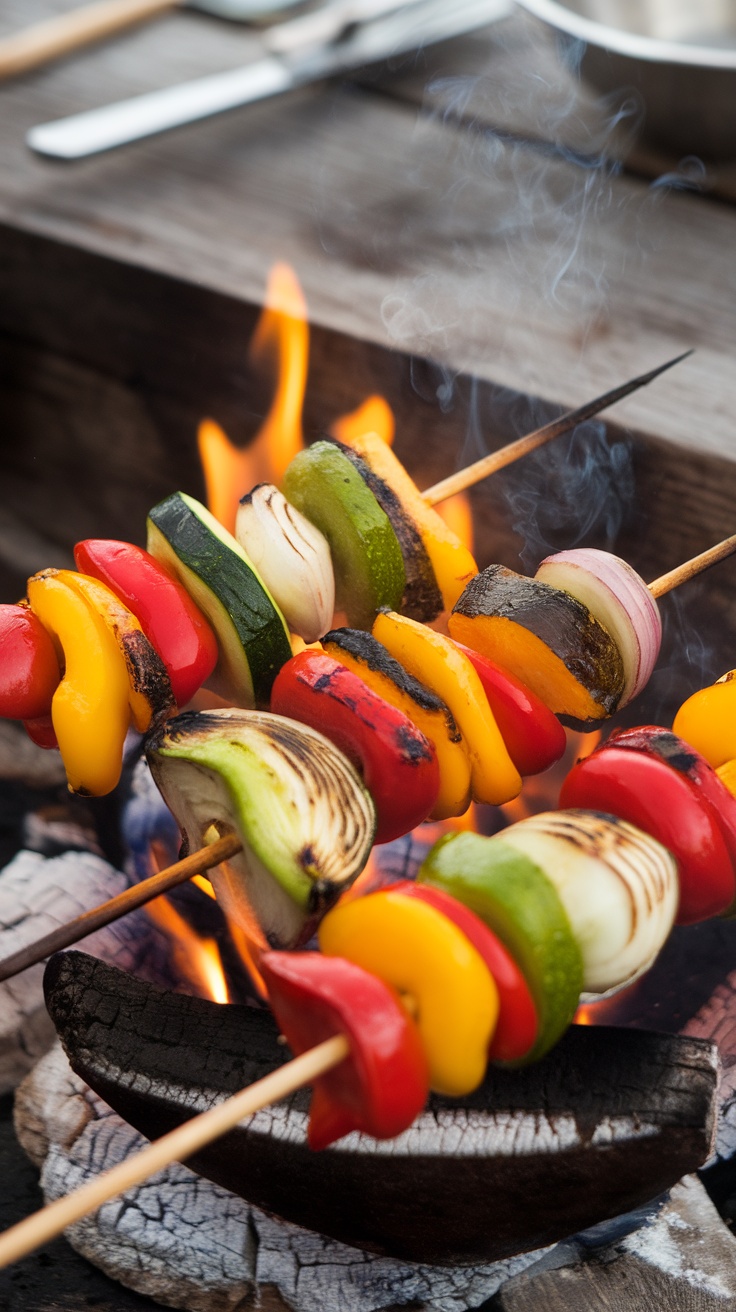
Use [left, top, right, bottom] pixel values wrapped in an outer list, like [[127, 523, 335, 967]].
[[421, 350, 693, 507], [648, 532, 736, 599], [2, 526, 736, 987], [0, 831, 242, 983], [0, 1032, 348, 1270]]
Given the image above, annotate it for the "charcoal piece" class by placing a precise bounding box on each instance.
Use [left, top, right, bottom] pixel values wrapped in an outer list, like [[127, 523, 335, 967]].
[[45, 951, 718, 1268]]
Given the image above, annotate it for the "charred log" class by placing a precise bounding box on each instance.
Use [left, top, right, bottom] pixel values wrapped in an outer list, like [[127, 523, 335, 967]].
[[45, 951, 718, 1267]]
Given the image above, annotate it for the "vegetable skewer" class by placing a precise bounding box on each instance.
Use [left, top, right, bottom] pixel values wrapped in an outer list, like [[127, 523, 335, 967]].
[[0, 800, 681, 1268], [2, 528, 736, 983]]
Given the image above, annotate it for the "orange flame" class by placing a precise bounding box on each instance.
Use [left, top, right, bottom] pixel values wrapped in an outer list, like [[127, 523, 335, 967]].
[[146, 895, 229, 1004], [331, 395, 395, 447], [228, 919, 268, 1000], [198, 263, 309, 533]]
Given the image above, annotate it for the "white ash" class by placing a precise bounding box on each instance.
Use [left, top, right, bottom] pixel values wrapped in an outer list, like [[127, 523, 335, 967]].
[[621, 1176, 736, 1300], [15, 1044, 546, 1312], [0, 844, 174, 1094]]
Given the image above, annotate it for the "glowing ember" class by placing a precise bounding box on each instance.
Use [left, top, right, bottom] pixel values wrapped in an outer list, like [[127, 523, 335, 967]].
[[145, 895, 229, 1004], [331, 395, 395, 447]]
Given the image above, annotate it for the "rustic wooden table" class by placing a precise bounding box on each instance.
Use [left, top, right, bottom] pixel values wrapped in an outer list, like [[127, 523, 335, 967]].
[[1, 2, 736, 1309]]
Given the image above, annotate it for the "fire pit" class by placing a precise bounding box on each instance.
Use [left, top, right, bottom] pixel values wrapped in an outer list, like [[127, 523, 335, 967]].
[[3, 4, 736, 1309]]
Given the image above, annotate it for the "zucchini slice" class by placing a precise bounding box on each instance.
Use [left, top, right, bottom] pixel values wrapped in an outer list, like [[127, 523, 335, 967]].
[[282, 441, 406, 631], [147, 492, 292, 709]]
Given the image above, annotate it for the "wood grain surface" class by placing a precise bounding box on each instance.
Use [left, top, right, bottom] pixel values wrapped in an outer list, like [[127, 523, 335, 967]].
[[0, 2, 735, 460]]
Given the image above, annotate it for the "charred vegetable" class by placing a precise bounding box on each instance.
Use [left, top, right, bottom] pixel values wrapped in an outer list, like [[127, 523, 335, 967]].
[[449, 563, 625, 721], [147, 708, 376, 949]]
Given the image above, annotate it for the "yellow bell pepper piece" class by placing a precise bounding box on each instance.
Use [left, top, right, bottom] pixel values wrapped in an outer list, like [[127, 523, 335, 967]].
[[27, 570, 131, 796], [321, 635, 472, 820], [337, 431, 477, 611], [673, 670, 736, 771], [373, 611, 522, 806], [319, 889, 498, 1096], [60, 571, 172, 733], [717, 759, 736, 798]]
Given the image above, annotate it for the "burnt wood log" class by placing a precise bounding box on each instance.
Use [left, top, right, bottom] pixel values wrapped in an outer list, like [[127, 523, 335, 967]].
[[44, 951, 718, 1268], [14, 1043, 542, 1312]]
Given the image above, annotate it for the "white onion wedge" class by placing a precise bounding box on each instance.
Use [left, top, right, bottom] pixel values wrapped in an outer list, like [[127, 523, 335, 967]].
[[236, 484, 335, 642], [499, 809, 679, 995], [536, 548, 661, 706]]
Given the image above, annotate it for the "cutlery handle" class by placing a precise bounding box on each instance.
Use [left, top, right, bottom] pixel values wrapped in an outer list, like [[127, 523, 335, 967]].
[[0, 0, 178, 79]]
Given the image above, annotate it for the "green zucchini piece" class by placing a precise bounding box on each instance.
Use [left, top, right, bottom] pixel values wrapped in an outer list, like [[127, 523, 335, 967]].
[[282, 441, 406, 630], [146, 492, 292, 709], [327, 438, 443, 622], [419, 831, 583, 1063]]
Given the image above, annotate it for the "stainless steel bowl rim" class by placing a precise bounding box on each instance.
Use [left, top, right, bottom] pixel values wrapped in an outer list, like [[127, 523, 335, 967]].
[[515, 0, 736, 68]]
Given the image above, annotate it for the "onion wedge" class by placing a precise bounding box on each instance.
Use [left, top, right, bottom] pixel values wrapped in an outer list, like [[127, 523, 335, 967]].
[[147, 708, 376, 949], [499, 809, 678, 995], [536, 549, 661, 707]]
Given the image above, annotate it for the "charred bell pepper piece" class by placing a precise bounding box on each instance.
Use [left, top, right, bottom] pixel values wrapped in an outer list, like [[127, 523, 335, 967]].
[[147, 492, 292, 710], [391, 880, 538, 1064], [322, 627, 472, 820], [282, 441, 406, 630], [27, 570, 132, 795], [451, 639, 566, 776], [327, 438, 443, 622], [0, 603, 61, 720], [319, 888, 498, 1097], [673, 670, 736, 771], [419, 830, 583, 1063], [560, 730, 736, 925], [448, 563, 625, 722], [497, 809, 678, 996], [147, 708, 376, 950], [260, 951, 429, 1150], [335, 429, 477, 611], [74, 539, 218, 709], [61, 572, 175, 733], [373, 610, 522, 806], [235, 485, 335, 644], [270, 651, 439, 844]]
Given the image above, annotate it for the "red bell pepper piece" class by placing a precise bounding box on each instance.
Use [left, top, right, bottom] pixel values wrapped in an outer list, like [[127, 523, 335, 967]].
[[23, 713, 58, 750], [260, 951, 429, 1150], [270, 651, 440, 844], [391, 880, 538, 1064], [74, 539, 218, 708], [451, 639, 566, 776], [608, 725, 736, 878], [560, 731, 736, 925], [0, 604, 61, 720]]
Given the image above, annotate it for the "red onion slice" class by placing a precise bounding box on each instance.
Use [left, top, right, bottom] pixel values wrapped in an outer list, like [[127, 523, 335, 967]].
[[536, 548, 661, 707]]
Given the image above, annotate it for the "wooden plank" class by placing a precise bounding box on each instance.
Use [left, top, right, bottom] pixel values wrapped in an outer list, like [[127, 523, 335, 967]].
[[0, 6, 736, 463], [492, 1176, 736, 1312]]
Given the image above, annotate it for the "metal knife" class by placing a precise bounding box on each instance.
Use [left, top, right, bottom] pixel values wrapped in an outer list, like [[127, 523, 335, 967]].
[[27, 0, 510, 159]]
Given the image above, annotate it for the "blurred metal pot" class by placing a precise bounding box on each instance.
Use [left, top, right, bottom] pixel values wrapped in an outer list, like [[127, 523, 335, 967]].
[[515, 0, 736, 158]]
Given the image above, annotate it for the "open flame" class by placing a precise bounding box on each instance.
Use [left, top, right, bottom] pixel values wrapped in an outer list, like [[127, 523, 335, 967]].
[[146, 894, 229, 1004], [331, 395, 395, 447], [198, 263, 309, 534]]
